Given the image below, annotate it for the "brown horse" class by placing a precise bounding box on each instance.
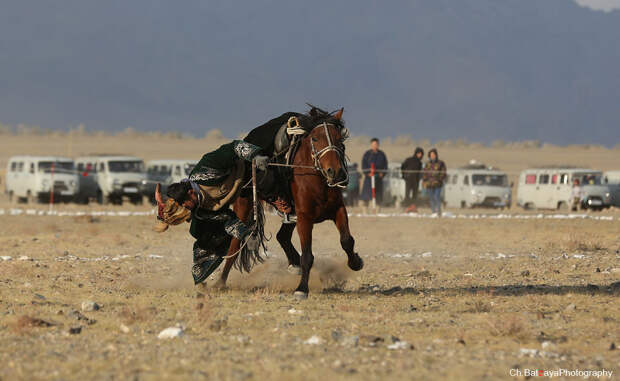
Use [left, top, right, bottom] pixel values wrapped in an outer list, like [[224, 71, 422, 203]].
[[215, 108, 363, 298]]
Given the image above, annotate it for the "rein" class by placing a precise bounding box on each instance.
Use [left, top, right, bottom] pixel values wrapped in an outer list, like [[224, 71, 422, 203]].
[[273, 118, 348, 188], [309, 122, 348, 188]]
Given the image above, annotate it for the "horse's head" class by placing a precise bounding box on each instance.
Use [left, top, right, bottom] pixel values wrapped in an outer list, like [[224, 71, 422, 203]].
[[306, 108, 349, 188]]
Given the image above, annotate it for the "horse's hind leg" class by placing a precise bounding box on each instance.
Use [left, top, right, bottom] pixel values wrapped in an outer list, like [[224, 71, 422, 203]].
[[294, 216, 314, 298], [276, 223, 301, 274], [334, 205, 363, 271], [215, 196, 252, 289]]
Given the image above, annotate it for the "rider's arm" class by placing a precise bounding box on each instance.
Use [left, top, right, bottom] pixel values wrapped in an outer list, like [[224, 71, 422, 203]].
[[232, 140, 263, 162]]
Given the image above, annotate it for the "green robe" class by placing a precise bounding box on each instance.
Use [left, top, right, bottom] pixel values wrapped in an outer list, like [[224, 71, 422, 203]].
[[189, 140, 262, 186], [186, 140, 262, 284]]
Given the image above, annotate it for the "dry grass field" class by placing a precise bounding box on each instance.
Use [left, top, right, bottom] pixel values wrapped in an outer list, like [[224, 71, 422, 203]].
[[1, 134, 619, 380]]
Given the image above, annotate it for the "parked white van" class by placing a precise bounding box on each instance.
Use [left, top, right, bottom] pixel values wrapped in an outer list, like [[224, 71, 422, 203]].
[[140, 160, 196, 204], [603, 170, 620, 207], [517, 168, 612, 210], [74, 156, 146, 205], [5, 156, 79, 203], [444, 164, 511, 208], [381, 162, 431, 207], [382, 162, 406, 206]]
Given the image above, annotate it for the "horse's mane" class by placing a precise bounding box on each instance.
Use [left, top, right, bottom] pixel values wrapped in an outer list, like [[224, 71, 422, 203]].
[[296, 104, 346, 132]]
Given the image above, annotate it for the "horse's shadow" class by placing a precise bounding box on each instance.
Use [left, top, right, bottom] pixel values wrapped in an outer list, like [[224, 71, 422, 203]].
[[321, 281, 620, 297]]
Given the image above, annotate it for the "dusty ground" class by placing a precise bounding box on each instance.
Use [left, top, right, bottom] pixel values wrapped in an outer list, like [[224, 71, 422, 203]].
[[0, 135, 619, 380], [0, 203, 619, 380]]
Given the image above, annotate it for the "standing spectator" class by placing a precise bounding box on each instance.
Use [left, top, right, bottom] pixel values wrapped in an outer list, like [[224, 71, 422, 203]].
[[344, 163, 361, 207], [401, 147, 424, 207], [360, 138, 388, 207], [570, 178, 583, 211], [422, 148, 447, 215]]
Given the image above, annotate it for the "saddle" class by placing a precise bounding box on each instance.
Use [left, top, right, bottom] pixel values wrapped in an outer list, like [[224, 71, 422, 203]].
[[246, 118, 306, 219], [274, 124, 290, 156]]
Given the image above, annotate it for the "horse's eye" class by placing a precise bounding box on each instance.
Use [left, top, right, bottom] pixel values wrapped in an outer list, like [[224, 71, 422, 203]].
[[311, 137, 318, 142]]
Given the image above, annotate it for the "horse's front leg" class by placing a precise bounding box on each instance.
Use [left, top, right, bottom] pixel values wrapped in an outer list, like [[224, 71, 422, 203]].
[[294, 216, 313, 298], [334, 205, 363, 271], [276, 223, 301, 274], [214, 240, 239, 290], [215, 195, 252, 289]]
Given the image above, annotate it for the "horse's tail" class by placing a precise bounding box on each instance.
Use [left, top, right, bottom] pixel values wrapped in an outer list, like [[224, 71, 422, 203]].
[[236, 200, 268, 273]]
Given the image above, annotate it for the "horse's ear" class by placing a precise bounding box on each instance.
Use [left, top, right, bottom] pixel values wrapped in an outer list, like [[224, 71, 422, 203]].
[[333, 108, 344, 120]]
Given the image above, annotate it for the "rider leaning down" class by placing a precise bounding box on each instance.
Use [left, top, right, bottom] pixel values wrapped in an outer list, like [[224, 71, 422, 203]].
[[154, 139, 269, 284]]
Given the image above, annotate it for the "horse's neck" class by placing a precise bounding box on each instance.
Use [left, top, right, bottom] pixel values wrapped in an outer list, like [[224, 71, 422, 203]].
[[292, 137, 312, 166]]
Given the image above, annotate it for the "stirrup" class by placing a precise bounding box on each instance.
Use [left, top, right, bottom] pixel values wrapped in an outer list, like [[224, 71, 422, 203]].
[[277, 211, 297, 224]]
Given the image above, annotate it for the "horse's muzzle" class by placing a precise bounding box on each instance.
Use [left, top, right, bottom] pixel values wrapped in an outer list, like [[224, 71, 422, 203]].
[[335, 168, 348, 185], [325, 167, 348, 187]]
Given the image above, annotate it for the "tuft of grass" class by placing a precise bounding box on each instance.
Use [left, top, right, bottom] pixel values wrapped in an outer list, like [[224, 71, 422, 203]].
[[73, 215, 100, 224], [45, 223, 62, 233], [12, 315, 55, 334], [464, 300, 492, 313], [487, 315, 530, 341], [119, 306, 154, 325], [548, 233, 607, 252]]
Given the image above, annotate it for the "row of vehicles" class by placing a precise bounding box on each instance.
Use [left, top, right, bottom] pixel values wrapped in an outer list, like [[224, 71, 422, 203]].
[[4, 155, 195, 205], [4, 155, 620, 210], [375, 163, 620, 210]]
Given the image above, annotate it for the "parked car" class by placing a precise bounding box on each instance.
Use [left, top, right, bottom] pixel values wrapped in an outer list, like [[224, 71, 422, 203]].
[[443, 164, 511, 209], [517, 167, 612, 210], [140, 160, 196, 204], [382, 162, 431, 207], [603, 170, 620, 207], [5, 156, 79, 203], [75, 155, 146, 205]]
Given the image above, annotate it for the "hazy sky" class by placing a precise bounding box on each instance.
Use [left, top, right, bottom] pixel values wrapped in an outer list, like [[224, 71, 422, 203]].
[[575, 0, 620, 11], [1, 1, 619, 145]]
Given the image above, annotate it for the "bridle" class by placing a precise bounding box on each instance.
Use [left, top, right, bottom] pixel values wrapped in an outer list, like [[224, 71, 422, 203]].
[[308, 122, 349, 188]]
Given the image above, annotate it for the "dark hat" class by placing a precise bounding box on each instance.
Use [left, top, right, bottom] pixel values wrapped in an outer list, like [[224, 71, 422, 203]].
[[414, 147, 424, 155], [166, 181, 192, 204]]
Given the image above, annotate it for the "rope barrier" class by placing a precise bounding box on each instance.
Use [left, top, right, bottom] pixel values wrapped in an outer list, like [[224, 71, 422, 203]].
[[5, 164, 611, 177]]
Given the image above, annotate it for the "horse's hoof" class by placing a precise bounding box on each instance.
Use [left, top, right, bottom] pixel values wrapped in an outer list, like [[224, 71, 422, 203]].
[[287, 265, 302, 275], [213, 280, 228, 290], [294, 291, 308, 300], [348, 255, 364, 271]]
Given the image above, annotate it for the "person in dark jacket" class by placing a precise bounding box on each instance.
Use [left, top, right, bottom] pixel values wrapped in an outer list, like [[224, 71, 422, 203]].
[[360, 138, 388, 207], [422, 148, 447, 215], [344, 163, 361, 207], [401, 147, 424, 206]]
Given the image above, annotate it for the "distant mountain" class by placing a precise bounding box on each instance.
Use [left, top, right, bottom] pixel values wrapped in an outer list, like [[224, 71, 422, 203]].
[[0, 0, 619, 145]]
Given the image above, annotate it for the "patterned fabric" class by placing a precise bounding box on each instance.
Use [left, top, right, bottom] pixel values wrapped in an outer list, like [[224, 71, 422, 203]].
[[191, 243, 224, 284], [423, 160, 447, 188], [189, 167, 230, 183], [233, 140, 261, 161], [224, 218, 249, 240], [189, 140, 261, 186]]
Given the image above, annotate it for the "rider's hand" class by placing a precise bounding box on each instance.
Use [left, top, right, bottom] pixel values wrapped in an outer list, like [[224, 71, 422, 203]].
[[254, 155, 269, 171]]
